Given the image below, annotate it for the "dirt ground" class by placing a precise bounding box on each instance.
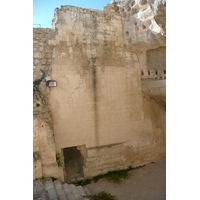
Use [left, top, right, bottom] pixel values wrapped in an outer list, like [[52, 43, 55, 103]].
[[85, 156, 166, 200]]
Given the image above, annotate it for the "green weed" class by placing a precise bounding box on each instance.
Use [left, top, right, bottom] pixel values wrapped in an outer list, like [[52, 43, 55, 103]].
[[73, 178, 91, 186], [51, 177, 57, 182], [93, 166, 135, 184], [87, 191, 118, 200]]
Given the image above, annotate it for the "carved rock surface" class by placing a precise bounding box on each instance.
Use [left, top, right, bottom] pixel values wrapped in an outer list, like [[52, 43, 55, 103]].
[[33, 0, 166, 182], [104, 0, 166, 51]]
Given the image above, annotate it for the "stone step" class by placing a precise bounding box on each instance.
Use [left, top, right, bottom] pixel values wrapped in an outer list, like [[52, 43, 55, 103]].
[[63, 183, 76, 200], [33, 179, 48, 200], [76, 185, 90, 200], [82, 186, 92, 200], [83, 187, 92, 196], [76, 186, 86, 196], [44, 178, 58, 200], [54, 179, 67, 200], [33, 178, 92, 200], [69, 184, 81, 200]]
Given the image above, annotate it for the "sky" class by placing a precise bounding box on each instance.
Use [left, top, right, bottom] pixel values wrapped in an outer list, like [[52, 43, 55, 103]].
[[33, 0, 111, 28]]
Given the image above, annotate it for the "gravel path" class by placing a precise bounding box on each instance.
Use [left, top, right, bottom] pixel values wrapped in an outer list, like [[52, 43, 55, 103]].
[[85, 156, 166, 200]]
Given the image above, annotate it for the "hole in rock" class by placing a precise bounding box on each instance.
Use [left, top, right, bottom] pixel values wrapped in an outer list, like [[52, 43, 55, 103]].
[[120, 8, 124, 12], [126, 6, 131, 11], [140, 0, 147, 5], [142, 25, 146, 29], [130, 0, 135, 7]]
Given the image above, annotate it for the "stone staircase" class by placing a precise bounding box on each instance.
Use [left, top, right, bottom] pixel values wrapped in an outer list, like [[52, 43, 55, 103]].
[[33, 178, 92, 200]]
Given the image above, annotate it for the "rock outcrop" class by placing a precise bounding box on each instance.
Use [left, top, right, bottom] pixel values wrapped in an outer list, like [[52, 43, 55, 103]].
[[103, 0, 166, 51], [33, 0, 166, 183]]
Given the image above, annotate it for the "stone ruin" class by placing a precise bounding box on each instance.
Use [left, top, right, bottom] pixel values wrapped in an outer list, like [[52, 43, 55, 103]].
[[33, 0, 166, 183]]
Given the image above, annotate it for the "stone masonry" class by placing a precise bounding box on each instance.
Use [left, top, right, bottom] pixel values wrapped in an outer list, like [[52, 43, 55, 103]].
[[33, 0, 166, 182]]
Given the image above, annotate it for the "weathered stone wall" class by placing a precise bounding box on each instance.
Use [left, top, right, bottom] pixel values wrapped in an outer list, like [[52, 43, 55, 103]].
[[33, 28, 53, 80], [33, 1, 166, 181], [48, 6, 143, 150], [137, 47, 166, 79], [137, 47, 166, 104], [147, 46, 166, 71], [46, 5, 163, 179], [33, 28, 64, 181], [144, 95, 166, 158], [136, 44, 166, 153], [103, 0, 166, 51], [33, 106, 63, 180], [84, 140, 155, 177]]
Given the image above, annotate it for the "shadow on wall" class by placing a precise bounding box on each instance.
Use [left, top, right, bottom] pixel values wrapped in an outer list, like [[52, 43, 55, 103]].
[[63, 147, 84, 182]]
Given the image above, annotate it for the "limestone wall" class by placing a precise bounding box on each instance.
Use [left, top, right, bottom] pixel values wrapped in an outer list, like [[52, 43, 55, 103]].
[[33, 1, 166, 181], [33, 28, 53, 80], [103, 0, 166, 51], [33, 108, 63, 180], [136, 45, 166, 155], [46, 5, 162, 179], [137, 47, 166, 104], [143, 94, 166, 158], [147, 47, 166, 71], [84, 139, 155, 177], [33, 28, 63, 181], [48, 6, 149, 150]]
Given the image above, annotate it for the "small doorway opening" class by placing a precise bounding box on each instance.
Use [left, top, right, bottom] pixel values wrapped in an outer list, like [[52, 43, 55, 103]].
[[63, 146, 84, 182]]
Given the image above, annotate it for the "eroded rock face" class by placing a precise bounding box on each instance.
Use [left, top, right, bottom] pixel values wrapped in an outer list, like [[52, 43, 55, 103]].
[[103, 1, 166, 106], [140, 47, 166, 105], [104, 0, 166, 51], [33, 0, 166, 181]]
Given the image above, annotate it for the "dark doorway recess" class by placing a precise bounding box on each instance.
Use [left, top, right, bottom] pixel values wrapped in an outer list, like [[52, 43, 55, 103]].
[[63, 146, 84, 182]]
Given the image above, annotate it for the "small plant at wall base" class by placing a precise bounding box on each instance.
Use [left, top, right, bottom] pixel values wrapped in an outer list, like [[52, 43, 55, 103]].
[[92, 165, 144, 184], [56, 154, 60, 161], [73, 178, 91, 186], [93, 168, 132, 184], [56, 154, 61, 166], [71, 165, 145, 186], [36, 103, 40, 107], [51, 177, 57, 182], [93, 169, 129, 184], [86, 191, 118, 200]]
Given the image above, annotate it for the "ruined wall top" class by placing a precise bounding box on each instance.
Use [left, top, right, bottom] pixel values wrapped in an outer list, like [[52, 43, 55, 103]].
[[104, 0, 166, 51], [50, 0, 165, 52]]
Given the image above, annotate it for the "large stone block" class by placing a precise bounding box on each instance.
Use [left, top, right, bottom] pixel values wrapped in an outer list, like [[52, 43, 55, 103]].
[[33, 0, 166, 181]]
